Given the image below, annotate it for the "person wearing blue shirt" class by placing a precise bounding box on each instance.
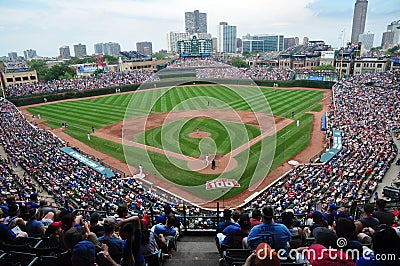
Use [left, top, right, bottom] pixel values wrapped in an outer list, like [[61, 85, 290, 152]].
[[222, 214, 250, 248], [153, 214, 178, 237], [216, 209, 236, 233], [247, 206, 292, 257]]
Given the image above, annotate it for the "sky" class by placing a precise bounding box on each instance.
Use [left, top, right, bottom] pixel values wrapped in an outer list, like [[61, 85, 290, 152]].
[[0, 0, 399, 57]]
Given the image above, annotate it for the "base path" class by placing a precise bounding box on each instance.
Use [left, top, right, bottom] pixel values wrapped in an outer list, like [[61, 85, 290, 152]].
[[20, 87, 331, 208]]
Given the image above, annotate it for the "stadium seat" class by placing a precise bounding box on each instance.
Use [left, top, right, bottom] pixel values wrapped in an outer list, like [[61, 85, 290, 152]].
[[0, 251, 38, 266], [223, 249, 252, 266], [0, 250, 5, 259], [35, 252, 72, 266]]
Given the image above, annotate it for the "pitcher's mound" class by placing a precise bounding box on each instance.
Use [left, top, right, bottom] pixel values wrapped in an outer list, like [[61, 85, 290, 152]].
[[188, 131, 211, 138], [187, 154, 237, 174]]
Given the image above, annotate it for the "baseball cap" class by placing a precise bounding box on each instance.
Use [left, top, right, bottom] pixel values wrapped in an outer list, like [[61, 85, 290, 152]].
[[71, 240, 96, 266], [312, 210, 323, 218], [51, 221, 62, 228], [255, 242, 281, 266], [30, 193, 39, 200], [87, 233, 101, 247]]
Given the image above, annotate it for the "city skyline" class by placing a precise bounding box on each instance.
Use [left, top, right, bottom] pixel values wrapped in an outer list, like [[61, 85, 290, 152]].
[[0, 0, 399, 57]]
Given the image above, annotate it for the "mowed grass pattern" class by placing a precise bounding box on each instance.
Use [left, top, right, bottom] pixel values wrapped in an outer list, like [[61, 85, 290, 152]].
[[134, 118, 261, 157], [27, 86, 324, 199]]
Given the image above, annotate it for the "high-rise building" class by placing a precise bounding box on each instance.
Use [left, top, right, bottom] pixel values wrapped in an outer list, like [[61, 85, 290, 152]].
[[387, 20, 400, 44], [381, 31, 395, 48], [94, 43, 104, 55], [73, 43, 87, 58], [236, 38, 242, 51], [23, 49, 37, 60], [8, 52, 18, 61], [185, 10, 207, 34], [212, 37, 218, 52], [359, 32, 374, 50], [167, 32, 190, 53], [136, 42, 153, 56], [284, 37, 297, 50], [59, 46, 71, 59], [351, 0, 368, 44], [94, 42, 121, 56], [242, 34, 284, 53], [303, 37, 309, 45], [217, 22, 237, 53], [103, 42, 121, 56]]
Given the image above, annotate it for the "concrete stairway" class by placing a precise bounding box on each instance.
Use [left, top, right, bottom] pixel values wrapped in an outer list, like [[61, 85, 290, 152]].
[[165, 235, 220, 266]]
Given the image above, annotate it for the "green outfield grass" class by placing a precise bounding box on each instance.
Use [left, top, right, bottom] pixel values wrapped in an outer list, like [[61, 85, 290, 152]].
[[27, 85, 325, 200]]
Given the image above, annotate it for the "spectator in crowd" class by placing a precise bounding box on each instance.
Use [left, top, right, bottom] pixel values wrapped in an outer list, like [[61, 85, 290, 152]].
[[217, 209, 236, 233], [25, 208, 45, 237], [118, 215, 144, 266], [89, 212, 104, 237], [153, 214, 178, 239], [221, 213, 250, 249], [356, 203, 380, 231], [25, 193, 40, 209], [244, 242, 281, 266], [250, 209, 262, 229], [356, 225, 400, 265], [334, 217, 363, 261], [0, 223, 28, 243], [98, 217, 123, 263], [373, 199, 395, 226], [247, 206, 291, 257], [141, 225, 166, 257], [3, 203, 26, 232], [281, 211, 304, 249], [309, 211, 328, 235], [323, 204, 338, 226]]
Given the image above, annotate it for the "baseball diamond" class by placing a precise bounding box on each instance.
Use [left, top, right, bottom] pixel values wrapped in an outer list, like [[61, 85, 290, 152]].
[[24, 84, 327, 205]]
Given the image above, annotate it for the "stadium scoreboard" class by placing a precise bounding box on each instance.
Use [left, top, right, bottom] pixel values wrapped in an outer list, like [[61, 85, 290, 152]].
[[177, 36, 212, 57]]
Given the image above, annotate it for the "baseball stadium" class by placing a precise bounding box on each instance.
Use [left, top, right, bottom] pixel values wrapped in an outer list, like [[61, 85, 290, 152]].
[[1, 56, 400, 265]]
